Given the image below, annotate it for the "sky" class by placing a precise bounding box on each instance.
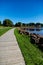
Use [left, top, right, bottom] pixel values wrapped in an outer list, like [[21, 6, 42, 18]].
[[0, 0, 43, 24]]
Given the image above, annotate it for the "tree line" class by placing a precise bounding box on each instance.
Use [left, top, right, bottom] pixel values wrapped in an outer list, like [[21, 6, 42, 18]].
[[15, 22, 43, 27], [0, 19, 43, 27]]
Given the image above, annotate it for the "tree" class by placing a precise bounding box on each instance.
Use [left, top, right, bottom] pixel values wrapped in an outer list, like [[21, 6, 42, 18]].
[[3, 19, 13, 26], [15, 22, 22, 27], [29, 23, 35, 26], [35, 23, 41, 27], [36, 23, 41, 25], [41, 23, 43, 27], [0, 21, 1, 26], [22, 23, 26, 26]]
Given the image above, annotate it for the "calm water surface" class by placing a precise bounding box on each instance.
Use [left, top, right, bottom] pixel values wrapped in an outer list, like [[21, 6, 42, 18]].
[[27, 28, 43, 36]]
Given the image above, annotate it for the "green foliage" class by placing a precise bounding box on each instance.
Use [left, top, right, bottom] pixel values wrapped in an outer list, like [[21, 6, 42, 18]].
[[22, 23, 26, 26], [28, 23, 35, 26], [15, 22, 43, 27], [35, 23, 41, 27], [40, 24, 43, 27], [3, 19, 13, 26], [14, 29, 43, 65], [0, 21, 1, 26], [15, 22, 22, 27], [36, 23, 41, 25]]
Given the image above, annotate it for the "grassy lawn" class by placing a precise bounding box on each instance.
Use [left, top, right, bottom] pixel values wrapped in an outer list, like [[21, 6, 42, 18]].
[[14, 28, 43, 65], [0, 26, 12, 36]]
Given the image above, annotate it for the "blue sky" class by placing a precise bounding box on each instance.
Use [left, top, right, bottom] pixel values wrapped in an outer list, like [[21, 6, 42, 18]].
[[0, 0, 43, 24]]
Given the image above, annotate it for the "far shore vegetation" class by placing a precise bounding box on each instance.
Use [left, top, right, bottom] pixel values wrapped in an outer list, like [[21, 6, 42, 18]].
[[15, 22, 43, 27], [0, 19, 43, 27]]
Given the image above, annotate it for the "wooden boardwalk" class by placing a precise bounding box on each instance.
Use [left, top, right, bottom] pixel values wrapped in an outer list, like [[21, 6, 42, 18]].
[[0, 28, 25, 65]]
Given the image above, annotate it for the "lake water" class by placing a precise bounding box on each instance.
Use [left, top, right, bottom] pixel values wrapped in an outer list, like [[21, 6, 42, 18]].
[[27, 28, 43, 36]]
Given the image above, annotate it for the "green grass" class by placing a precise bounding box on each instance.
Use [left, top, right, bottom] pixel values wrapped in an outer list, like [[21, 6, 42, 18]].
[[0, 26, 12, 36], [14, 28, 43, 65]]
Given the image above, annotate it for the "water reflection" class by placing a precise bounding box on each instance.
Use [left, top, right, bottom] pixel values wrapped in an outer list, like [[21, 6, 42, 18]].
[[27, 28, 43, 36]]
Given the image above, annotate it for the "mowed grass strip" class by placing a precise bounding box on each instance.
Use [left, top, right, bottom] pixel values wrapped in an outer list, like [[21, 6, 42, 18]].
[[14, 28, 43, 65], [0, 27, 12, 36]]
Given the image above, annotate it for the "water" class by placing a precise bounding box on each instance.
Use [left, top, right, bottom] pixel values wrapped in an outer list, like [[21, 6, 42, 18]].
[[27, 28, 43, 36]]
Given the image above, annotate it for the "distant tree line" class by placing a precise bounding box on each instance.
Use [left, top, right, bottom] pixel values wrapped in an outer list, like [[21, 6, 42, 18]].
[[0, 19, 43, 27], [15, 22, 43, 27]]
